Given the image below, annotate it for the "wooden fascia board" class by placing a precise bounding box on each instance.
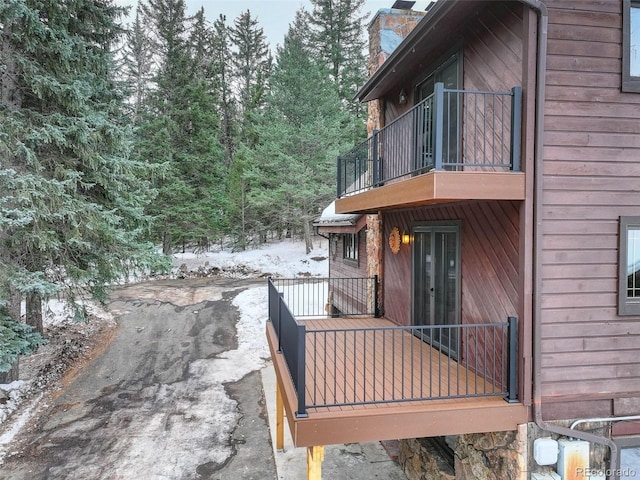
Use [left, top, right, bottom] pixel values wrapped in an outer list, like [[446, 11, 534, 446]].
[[335, 171, 525, 214], [293, 401, 529, 447], [266, 322, 300, 443]]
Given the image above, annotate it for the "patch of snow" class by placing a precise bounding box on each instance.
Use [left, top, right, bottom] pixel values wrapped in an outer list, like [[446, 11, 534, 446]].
[[0, 381, 30, 425], [0, 300, 114, 461], [0, 392, 43, 462], [20, 299, 115, 328], [621, 447, 640, 478], [316, 200, 360, 224], [172, 238, 328, 278]]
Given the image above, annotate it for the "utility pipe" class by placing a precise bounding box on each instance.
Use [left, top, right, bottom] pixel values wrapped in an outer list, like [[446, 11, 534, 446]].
[[571, 416, 640, 432], [523, 1, 621, 478]]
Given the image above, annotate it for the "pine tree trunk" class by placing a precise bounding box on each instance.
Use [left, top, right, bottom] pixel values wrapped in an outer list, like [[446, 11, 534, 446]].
[[1, 22, 23, 110], [163, 230, 171, 255], [7, 287, 22, 323], [26, 292, 43, 334], [239, 183, 247, 251], [303, 218, 313, 254], [0, 360, 19, 384]]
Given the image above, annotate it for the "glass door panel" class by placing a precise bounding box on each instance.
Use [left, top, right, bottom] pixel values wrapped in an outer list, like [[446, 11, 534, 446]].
[[415, 53, 460, 171], [412, 225, 460, 357]]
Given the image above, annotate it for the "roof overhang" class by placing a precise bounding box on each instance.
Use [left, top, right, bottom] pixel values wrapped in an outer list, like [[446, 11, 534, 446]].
[[315, 214, 367, 235], [357, 0, 488, 103]]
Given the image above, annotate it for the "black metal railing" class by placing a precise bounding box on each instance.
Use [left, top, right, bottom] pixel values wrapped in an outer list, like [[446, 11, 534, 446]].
[[268, 276, 379, 417], [267, 277, 518, 416], [269, 276, 380, 319], [337, 82, 522, 198], [305, 319, 517, 409]]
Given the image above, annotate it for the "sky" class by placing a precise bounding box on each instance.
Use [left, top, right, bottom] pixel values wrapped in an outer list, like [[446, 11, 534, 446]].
[[115, 0, 426, 50]]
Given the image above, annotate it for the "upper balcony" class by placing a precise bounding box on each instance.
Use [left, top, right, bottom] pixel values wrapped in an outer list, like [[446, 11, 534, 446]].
[[266, 276, 528, 448], [335, 83, 525, 214]]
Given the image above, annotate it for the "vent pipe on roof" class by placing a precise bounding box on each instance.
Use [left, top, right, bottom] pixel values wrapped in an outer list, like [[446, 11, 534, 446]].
[[391, 1, 415, 10]]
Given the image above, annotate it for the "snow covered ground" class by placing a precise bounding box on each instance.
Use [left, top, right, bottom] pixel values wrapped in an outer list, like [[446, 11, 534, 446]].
[[171, 237, 328, 278]]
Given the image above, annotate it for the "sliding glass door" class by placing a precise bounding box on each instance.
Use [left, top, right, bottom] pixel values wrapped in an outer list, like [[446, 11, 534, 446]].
[[412, 223, 461, 357]]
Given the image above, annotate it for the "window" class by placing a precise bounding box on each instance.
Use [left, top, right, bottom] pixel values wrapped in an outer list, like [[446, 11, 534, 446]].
[[619, 216, 640, 315], [343, 233, 358, 262], [414, 50, 461, 170], [623, 0, 640, 92]]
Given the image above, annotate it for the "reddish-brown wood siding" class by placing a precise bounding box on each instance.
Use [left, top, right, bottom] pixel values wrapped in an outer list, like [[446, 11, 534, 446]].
[[382, 201, 520, 328], [462, 3, 523, 171], [328, 231, 367, 279], [463, 3, 523, 92], [381, 201, 520, 385], [540, 0, 640, 413]]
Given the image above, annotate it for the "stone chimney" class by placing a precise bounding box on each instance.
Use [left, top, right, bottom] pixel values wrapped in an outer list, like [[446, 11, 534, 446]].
[[366, 2, 425, 133], [363, 3, 425, 300]]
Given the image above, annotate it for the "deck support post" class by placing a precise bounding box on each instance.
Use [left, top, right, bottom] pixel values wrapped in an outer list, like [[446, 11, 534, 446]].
[[276, 381, 284, 450], [306, 446, 324, 480]]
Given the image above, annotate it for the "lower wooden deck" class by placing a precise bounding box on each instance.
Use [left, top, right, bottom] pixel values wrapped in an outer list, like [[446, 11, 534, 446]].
[[266, 318, 529, 447]]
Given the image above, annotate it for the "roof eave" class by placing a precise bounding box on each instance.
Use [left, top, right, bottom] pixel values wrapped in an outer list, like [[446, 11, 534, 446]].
[[357, 0, 481, 103]]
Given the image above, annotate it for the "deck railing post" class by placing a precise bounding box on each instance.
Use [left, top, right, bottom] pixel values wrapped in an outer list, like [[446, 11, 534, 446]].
[[296, 323, 308, 417], [510, 86, 522, 172], [433, 82, 445, 170], [505, 316, 518, 403], [373, 275, 381, 318], [277, 292, 284, 353], [267, 277, 272, 323], [337, 156, 342, 198], [372, 129, 380, 187]]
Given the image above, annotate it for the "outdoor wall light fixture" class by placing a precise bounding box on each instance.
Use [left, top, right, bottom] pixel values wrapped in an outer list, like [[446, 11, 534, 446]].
[[401, 230, 411, 245], [398, 89, 407, 105]]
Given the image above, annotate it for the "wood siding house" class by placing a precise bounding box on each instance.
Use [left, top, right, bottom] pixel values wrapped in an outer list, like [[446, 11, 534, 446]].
[[267, 1, 640, 478]]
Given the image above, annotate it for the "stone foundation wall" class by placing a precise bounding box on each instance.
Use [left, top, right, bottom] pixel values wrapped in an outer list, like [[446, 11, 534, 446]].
[[399, 422, 614, 480], [400, 427, 527, 480]]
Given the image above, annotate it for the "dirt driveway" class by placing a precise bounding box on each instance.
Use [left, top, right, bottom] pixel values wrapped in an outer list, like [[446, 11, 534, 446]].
[[1, 278, 275, 479]]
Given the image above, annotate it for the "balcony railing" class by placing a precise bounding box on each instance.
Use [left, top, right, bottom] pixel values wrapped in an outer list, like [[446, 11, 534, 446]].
[[268, 277, 518, 417], [337, 82, 522, 198]]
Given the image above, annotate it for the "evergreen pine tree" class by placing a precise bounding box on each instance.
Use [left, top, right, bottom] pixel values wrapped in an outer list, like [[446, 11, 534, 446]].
[[229, 10, 272, 142], [244, 13, 350, 252], [308, 0, 368, 142], [135, 0, 227, 253], [211, 14, 237, 167], [0, 0, 167, 336], [121, 5, 154, 124]]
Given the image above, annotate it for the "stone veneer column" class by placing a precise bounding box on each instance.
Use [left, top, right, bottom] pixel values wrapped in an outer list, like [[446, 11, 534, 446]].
[[366, 214, 382, 313], [364, 7, 424, 311], [366, 7, 425, 136]]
